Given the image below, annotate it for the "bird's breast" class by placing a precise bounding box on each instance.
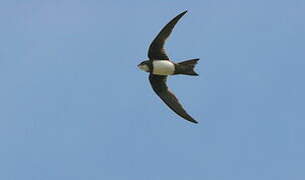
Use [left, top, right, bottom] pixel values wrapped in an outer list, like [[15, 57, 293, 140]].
[[152, 60, 175, 75]]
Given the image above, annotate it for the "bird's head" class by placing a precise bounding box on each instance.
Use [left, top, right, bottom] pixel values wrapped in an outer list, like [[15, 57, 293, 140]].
[[137, 60, 150, 72]]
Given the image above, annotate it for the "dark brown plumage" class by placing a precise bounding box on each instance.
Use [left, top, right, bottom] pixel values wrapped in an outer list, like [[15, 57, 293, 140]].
[[148, 11, 187, 60], [146, 10, 199, 124], [149, 74, 198, 123]]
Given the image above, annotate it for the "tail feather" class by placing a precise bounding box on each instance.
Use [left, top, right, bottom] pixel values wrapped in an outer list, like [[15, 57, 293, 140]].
[[176, 58, 199, 76]]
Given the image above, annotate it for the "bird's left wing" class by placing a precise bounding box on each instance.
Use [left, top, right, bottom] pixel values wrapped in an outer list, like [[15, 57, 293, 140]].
[[148, 11, 187, 60], [149, 74, 198, 123]]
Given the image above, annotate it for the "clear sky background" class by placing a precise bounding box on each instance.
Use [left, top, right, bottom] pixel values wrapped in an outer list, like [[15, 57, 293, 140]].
[[1, 0, 304, 179]]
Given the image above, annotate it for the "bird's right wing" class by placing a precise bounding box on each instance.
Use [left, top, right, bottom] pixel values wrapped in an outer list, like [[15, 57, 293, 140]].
[[149, 74, 198, 123]]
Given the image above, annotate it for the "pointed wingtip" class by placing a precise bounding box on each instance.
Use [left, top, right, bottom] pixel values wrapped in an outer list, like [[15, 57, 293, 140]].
[[175, 11, 188, 19], [189, 119, 198, 124], [185, 116, 198, 124]]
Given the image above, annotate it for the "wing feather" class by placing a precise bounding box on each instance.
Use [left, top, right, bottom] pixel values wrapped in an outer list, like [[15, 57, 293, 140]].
[[149, 74, 198, 123], [148, 11, 187, 60]]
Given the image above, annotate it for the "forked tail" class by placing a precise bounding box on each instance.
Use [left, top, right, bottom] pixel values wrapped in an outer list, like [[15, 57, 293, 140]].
[[175, 58, 199, 76]]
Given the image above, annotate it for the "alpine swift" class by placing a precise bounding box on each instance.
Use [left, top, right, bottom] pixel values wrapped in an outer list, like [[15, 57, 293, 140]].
[[137, 10, 200, 124]]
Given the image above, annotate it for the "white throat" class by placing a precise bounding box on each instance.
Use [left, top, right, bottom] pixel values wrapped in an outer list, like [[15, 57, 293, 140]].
[[152, 60, 175, 75], [138, 64, 149, 72]]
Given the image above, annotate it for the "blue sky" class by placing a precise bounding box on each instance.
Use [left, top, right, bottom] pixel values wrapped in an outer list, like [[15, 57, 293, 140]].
[[0, 0, 304, 179]]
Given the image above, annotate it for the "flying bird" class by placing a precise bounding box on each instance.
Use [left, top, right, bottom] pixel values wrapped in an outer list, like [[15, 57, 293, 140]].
[[137, 10, 200, 124]]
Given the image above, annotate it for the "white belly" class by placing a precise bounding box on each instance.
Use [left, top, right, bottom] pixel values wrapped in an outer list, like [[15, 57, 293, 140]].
[[152, 60, 175, 75]]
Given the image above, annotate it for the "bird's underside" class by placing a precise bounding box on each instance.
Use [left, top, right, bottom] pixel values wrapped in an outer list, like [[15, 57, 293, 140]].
[[146, 10, 199, 124]]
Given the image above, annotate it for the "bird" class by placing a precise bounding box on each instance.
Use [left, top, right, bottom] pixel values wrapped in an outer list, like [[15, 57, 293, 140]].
[[137, 10, 200, 124]]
